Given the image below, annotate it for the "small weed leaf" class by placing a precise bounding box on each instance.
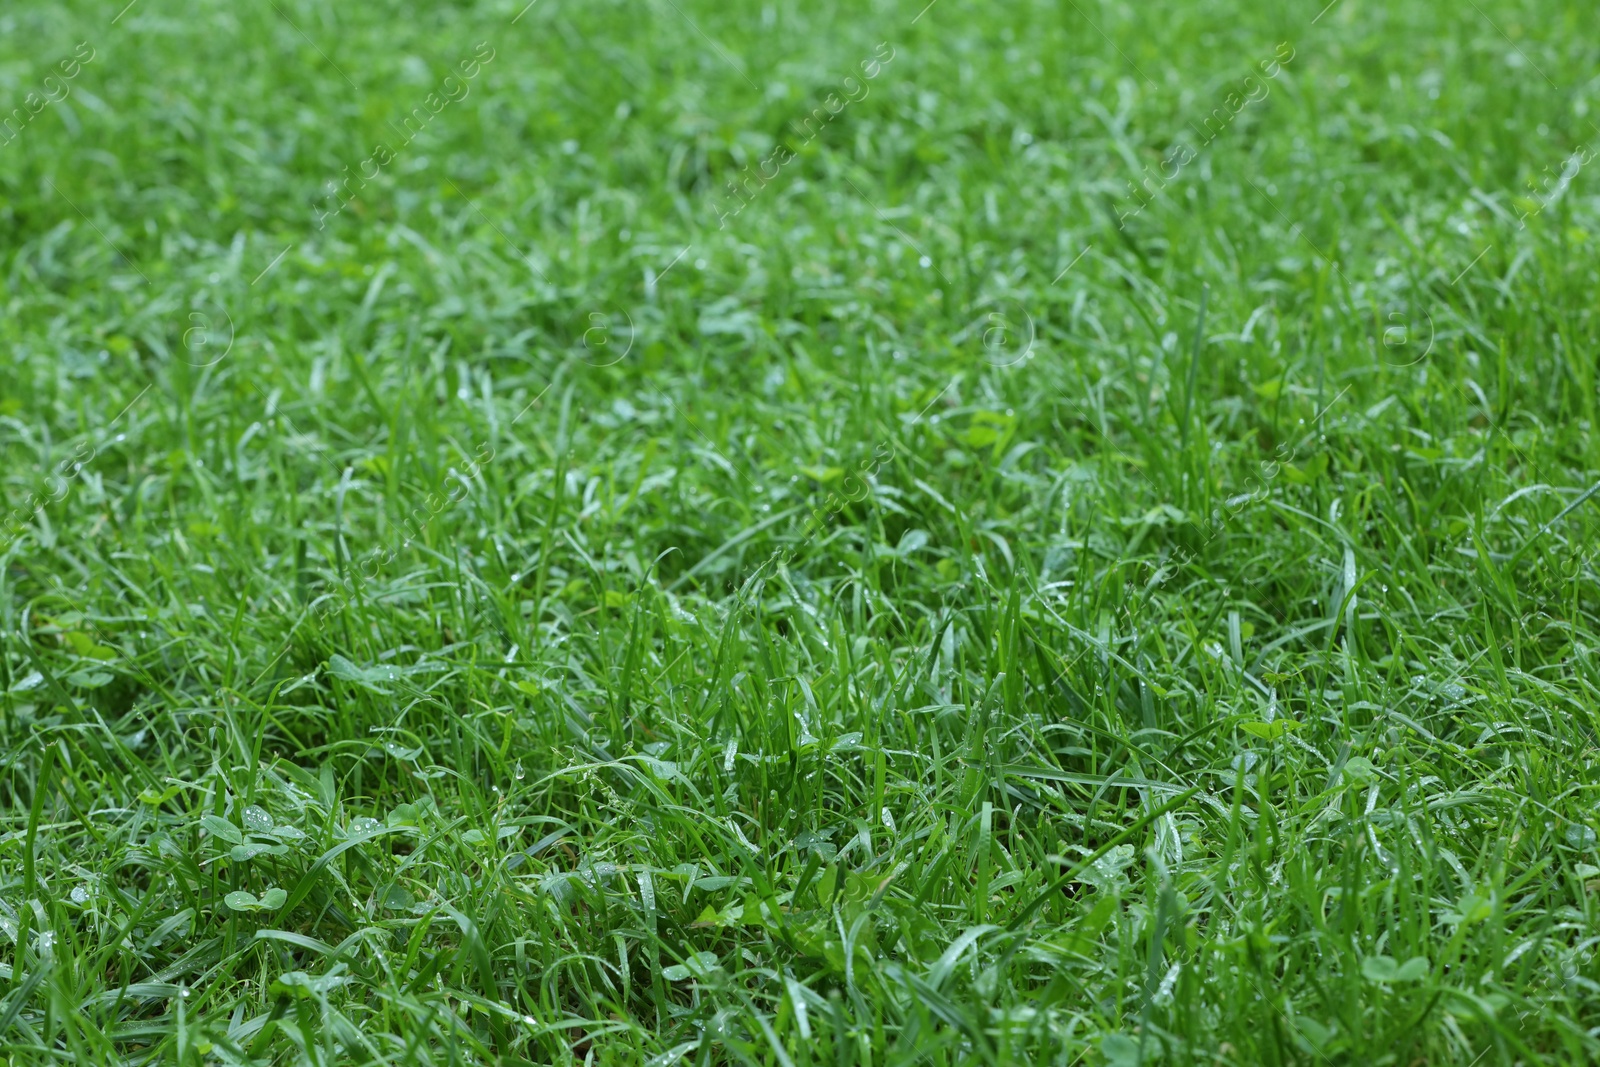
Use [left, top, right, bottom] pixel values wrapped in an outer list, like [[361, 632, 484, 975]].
[[1362, 955, 1429, 984], [1563, 824, 1598, 849], [1075, 843, 1136, 892], [224, 888, 285, 912], [231, 842, 288, 861], [1281, 453, 1329, 484], [1341, 756, 1378, 782], [326, 654, 401, 692], [1241, 719, 1302, 740], [693, 875, 740, 892], [636, 756, 681, 781], [272, 970, 350, 998], [662, 952, 720, 981], [138, 783, 182, 805], [1100, 1033, 1141, 1066], [960, 410, 1016, 451], [223, 890, 258, 911], [377, 883, 415, 911], [62, 632, 117, 660], [1294, 1016, 1337, 1054], [1443, 892, 1494, 925], [201, 815, 243, 845], [9, 671, 43, 694], [385, 802, 424, 827]]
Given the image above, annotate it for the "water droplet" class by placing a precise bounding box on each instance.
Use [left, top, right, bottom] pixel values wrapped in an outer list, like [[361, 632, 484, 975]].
[[515, 762, 525, 780]]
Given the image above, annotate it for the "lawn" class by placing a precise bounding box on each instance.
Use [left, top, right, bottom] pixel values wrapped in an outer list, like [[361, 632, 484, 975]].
[[2, 0, 1599, 1063]]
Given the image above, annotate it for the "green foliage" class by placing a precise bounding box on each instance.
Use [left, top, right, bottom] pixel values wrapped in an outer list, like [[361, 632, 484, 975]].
[[2, 0, 1600, 1064]]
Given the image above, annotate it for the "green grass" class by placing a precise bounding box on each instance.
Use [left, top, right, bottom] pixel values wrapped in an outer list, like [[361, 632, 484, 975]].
[[3, 0, 1600, 1063]]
